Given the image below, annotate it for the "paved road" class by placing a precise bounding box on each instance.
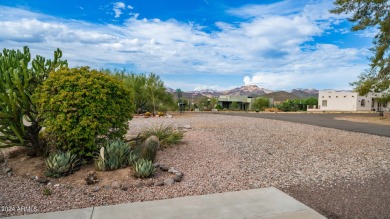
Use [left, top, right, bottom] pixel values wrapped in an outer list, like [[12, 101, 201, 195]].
[[212, 112, 390, 137]]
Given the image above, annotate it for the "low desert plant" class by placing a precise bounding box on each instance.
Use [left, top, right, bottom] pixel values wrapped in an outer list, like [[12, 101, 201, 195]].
[[95, 139, 131, 171], [140, 124, 183, 149], [42, 187, 52, 196], [45, 151, 81, 178], [144, 112, 152, 117], [157, 112, 164, 117], [133, 158, 155, 178]]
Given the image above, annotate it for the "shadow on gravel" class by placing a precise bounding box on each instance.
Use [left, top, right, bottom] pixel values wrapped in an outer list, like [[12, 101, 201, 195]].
[[281, 173, 390, 219]]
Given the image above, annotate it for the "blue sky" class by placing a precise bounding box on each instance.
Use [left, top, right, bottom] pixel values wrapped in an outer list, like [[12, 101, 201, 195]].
[[0, 0, 374, 91]]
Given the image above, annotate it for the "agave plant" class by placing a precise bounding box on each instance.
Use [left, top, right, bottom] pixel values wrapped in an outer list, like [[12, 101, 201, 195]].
[[45, 151, 80, 178], [133, 159, 155, 178], [95, 139, 131, 171]]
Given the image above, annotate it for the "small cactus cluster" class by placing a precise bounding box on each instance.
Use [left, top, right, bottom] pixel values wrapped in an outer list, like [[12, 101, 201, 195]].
[[45, 151, 80, 178]]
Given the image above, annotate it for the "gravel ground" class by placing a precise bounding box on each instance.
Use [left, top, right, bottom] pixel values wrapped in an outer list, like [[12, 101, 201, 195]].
[[1, 113, 389, 218]]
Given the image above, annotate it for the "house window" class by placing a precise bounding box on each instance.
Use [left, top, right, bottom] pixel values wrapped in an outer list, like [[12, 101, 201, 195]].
[[322, 100, 327, 107], [361, 99, 365, 107]]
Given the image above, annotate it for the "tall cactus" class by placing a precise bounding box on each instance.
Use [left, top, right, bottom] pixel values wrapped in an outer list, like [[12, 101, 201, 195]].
[[0, 46, 67, 153]]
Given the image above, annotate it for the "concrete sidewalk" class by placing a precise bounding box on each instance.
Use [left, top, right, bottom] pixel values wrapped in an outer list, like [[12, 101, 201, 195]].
[[7, 187, 326, 219]]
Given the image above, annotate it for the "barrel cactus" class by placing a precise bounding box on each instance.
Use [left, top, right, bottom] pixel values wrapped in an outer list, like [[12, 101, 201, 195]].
[[139, 135, 159, 162]]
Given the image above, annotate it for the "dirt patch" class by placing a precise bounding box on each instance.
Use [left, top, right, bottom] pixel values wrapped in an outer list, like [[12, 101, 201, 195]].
[[334, 116, 390, 126]]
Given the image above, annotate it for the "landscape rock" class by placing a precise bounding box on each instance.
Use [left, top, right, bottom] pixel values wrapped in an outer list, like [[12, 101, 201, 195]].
[[160, 165, 169, 171], [168, 167, 176, 173], [47, 182, 52, 186], [164, 178, 175, 186], [175, 172, 183, 178], [145, 181, 154, 187], [7, 172, 12, 177], [54, 184, 60, 187], [153, 163, 160, 168], [92, 186, 100, 192], [37, 177, 49, 184], [4, 167, 12, 174], [154, 180, 164, 186], [121, 185, 129, 191], [173, 175, 182, 182], [134, 181, 144, 188], [111, 181, 121, 189]]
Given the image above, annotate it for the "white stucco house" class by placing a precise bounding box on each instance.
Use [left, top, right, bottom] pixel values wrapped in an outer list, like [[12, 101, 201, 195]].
[[311, 90, 389, 112]]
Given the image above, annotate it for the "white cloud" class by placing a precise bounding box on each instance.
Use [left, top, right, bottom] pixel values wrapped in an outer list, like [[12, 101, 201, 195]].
[[113, 2, 131, 18], [0, 1, 369, 90]]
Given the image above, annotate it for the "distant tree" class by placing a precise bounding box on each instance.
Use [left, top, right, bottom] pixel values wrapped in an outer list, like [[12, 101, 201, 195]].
[[277, 100, 299, 112], [113, 71, 174, 113], [210, 97, 218, 109], [330, 0, 390, 94], [253, 97, 269, 111], [303, 97, 318, 106]]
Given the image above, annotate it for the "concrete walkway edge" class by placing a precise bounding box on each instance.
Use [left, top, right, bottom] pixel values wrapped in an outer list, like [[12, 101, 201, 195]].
[[6, 187, 326, 219]]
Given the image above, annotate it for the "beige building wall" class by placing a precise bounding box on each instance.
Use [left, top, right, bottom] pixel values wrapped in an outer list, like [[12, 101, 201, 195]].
[[319, 90, 358, 111], [318, 90, 388, 111]]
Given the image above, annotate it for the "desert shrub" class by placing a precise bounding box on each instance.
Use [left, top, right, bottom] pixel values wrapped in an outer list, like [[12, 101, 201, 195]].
[[157, 112, 164, 117], [95, 140, 131, 171], [215, 105, 223, 110], [140, 124, 183, 149], [42, 187, 52, 196], [264, 107, 281, 112], [253, 97, 270, 111], [35, 67, 134, 156], [45, 151, 81, 178], [133, 158, 155, 178], [144, 112, 152, 117]]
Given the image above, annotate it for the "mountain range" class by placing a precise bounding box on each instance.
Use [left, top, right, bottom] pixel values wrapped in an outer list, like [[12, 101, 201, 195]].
[[167, 85, 319, 100]]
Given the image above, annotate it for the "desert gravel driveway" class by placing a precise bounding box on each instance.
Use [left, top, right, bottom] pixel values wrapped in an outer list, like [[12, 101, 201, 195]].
[[214, 112, 390, 137]]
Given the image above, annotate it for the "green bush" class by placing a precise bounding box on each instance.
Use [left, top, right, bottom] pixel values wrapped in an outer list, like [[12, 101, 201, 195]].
[[253, 97, 270, 111], [140, 124, 183, 149], [35, 67, 134, 156], [45, 151, 81, 178], [133, 158, 155, 178], [95, 140, 132, 171], [215, 105, 223, 110]]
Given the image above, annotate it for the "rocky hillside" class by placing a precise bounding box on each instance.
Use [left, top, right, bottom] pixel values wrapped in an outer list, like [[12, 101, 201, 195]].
[[166, 86, 319, 100]]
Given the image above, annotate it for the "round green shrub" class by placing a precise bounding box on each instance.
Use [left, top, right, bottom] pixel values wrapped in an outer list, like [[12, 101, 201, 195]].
[[35, 67, 134, 156]]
